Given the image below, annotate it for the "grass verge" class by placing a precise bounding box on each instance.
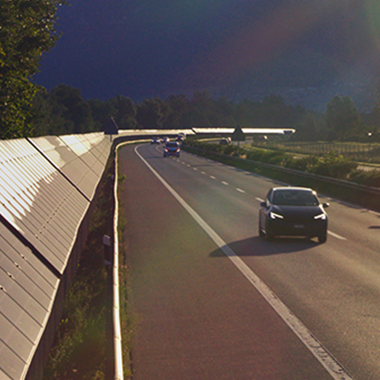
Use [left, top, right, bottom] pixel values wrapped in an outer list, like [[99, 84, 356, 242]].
[[43, 155, 133, 379], [182, 144, 380, 212]]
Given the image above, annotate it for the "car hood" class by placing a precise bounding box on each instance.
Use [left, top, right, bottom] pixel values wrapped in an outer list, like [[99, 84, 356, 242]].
[[272, 205, 326, 219]]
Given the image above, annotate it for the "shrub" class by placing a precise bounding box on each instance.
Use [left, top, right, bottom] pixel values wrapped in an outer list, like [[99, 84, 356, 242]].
[[287, 156, 318, 172], [349, 169, 380, 188], [308, 151, 357, 179]]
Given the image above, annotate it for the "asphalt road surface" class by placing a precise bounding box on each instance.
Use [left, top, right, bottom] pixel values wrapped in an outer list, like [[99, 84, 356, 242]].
[[118, 143, 380, 380]]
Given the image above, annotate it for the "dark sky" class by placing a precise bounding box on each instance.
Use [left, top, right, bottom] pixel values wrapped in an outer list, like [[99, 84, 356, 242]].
[[33, 0, 380, 103]]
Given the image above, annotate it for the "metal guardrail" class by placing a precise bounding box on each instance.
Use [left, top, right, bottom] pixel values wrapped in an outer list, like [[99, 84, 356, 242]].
[[113, 150, 124, 380], [183, 145, 380, 197]]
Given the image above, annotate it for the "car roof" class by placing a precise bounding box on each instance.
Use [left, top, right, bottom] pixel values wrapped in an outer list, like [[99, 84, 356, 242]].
[[272, 187, 313, 192]]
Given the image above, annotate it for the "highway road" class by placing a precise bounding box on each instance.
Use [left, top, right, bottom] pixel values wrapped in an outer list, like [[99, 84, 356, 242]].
[[118, 142, 380, 380]]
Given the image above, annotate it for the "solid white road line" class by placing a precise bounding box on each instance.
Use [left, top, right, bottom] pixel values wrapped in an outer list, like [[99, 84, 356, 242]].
[[134, 145, 353, 380], [328, 231, 347, 240]]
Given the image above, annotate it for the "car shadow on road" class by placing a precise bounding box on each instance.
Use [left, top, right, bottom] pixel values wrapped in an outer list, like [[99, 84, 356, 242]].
[[209, 236, 318, 258]]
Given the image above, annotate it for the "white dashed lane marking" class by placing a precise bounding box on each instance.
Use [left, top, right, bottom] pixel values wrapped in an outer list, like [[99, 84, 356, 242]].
[[136, 145, 353, 380]]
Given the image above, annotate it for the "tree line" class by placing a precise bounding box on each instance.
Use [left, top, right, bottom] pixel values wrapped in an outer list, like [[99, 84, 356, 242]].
[[1, 1, 380, 141], [22, 85, 380, 144]]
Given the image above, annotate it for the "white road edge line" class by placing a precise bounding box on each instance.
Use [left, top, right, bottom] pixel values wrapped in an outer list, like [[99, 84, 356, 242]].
[[328, 231, 347, 240], [134, 145, 353, 380]]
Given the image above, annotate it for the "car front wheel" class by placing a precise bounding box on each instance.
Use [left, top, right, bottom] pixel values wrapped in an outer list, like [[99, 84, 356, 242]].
[[318, 234, 327, 243]]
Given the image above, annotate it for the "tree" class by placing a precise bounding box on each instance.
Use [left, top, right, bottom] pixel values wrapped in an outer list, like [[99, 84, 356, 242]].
[[325, 95, 362, 140], [0, 0, 64, 139], [110, 95, 137, 129], [136, 97, 170, 128], [48, 84, 94, 134], [190, 90, 214, 126], [88, 98, 116, 131], [292, 112, 320, 141], [166, 94, 189, 128]]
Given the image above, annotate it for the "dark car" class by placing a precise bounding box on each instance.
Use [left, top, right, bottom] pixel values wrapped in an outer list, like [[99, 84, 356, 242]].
[[151, 137, 160, 144], [259, 187, 329, 243], [219, 137, 231, 145], [163, 141, 180, 157]]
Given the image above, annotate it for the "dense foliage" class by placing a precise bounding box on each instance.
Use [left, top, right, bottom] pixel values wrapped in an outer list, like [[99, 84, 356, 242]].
[[0, 0, 64, 139], [25, 88, 327, 138], [186, 138, 380, 189], [186, 140, 358, 181], [24, 87, 380, 142]]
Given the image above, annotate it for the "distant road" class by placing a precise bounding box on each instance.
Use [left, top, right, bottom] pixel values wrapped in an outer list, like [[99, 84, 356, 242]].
[[118, 143, 380, 380]]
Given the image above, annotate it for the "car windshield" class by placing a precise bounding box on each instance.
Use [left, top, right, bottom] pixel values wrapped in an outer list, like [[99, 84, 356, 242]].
[[166, 142, 178, 147], [272, 190, 319, 206]]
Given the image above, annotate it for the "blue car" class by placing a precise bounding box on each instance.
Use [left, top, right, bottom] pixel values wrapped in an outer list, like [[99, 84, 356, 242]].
[[163, 141, 180, 157]]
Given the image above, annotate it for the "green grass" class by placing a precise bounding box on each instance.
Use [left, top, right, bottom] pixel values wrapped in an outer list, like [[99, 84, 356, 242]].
[[43, 156, 134, 379], [43, 162, 113, 379]]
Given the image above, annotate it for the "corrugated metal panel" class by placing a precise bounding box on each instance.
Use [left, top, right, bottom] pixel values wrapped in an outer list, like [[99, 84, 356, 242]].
[[58, 134, 112, 199], [28, 136, 92, 196], [0, 133, 113, 379], [28, 133, 111, 200], [0, 221, 59, 380], [0, 139, 89, 275], [82, 133, 111, 167]]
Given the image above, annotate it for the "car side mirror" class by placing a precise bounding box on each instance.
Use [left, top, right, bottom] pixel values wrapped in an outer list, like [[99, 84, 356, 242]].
[[260, 201, 266, 208], [322, 202, 329, 208]]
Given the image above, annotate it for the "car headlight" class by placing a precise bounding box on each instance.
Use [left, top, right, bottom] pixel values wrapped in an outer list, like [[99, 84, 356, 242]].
[[270, 212, 284, 220], [314, 213, 326, 220]]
